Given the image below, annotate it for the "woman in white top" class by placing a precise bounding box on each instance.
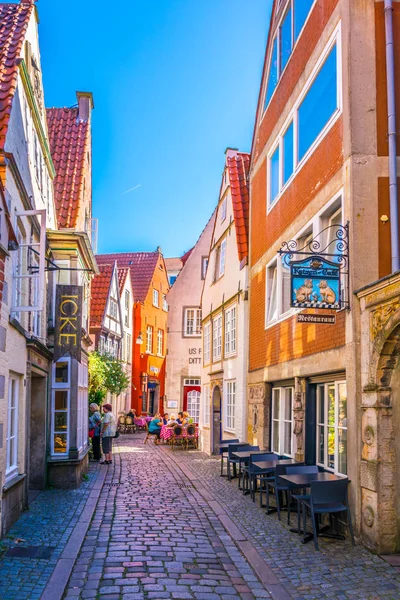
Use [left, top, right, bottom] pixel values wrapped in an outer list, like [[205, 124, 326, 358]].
[[100, 403, 116, 464]]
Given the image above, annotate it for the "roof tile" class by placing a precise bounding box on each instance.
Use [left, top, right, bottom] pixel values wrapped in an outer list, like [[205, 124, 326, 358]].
[[227, 152, 250, 262], [90, 263, 113, 328], [96, 252, 161, 303]]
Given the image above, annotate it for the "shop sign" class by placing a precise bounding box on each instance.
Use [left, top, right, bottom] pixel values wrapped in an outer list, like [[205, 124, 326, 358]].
[[291, 257, 341, 310], [54, 285, 83, 362], [149, 366, 159, 375], [297, 313, 336, 324], [188, 347, 202, 365]]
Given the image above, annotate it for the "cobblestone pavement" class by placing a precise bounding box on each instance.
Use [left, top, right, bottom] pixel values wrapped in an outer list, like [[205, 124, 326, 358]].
[[0, 463, 100, 600], [62, 435, 400, 600]]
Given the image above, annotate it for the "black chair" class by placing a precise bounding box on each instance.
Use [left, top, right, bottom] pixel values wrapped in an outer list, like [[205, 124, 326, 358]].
[[227, 443, 253, 481], [302, 478, 355, 550], [242, 453, 277, 500], [237, 446, 259, 489], [266, 463, 291, 519], [285, 465, 319, 530], [220, 438, 239, 476]]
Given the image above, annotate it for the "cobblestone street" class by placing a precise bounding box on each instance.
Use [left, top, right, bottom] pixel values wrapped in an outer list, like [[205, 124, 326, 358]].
[[60, 434, 400, 600]]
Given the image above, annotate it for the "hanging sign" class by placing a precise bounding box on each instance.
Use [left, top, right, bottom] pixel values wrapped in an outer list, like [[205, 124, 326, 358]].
[[291, 257, 341, 310], [54, 285, 83, 362]]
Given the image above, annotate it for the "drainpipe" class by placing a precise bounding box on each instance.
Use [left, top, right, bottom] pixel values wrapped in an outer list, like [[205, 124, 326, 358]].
[[384, 0, 400, 272]]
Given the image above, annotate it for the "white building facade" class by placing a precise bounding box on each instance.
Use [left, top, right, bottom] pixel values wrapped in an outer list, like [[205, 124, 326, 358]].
[[200, 149, 250, 454]]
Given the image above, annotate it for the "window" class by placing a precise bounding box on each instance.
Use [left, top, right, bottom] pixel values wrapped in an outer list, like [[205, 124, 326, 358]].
[[77, 363, 88, 452], [6, 376, 19, 480], [202, 384, 210, 426], [271, 387, 293, 456], [162, 294, 168, 311], [169, 275, 177, 286], [52, 359, 71, 455], [212, 314, 222, 361], [184, 308, 201, 337], [225, 380, 236, 431], [187, 391, 200, 424], [267, 36, 340, 208], [221, 197, 227, 222], [201, 256, 209, 280], [317, 381, 347, 475], [110, 298, 118, 319], [219, 238, 227, 278], [124, 290, 130, 327], [266, 257, 291, 325], [225, 305, 237, 356], [157, 329, 164, 356], [126, 333, 131, 363], [99, 336, 105, 354], [146, 326, 153, 354], [203, 322, 211, 365], [264, 0, 315, 110], [153, 289, 159, 307]]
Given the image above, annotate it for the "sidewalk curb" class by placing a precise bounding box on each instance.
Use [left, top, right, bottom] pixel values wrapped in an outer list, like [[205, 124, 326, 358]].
[[163, 448, 293, 600], [40, 466, 107, 600]]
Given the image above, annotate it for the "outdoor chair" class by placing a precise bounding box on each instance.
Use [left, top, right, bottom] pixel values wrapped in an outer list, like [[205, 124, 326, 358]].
[[265, 463, 291, 519], [242, 453, 277, 501], [285, 465, 319, 530], [125, 416, 136, 434], [302, 478, 355, 550], [144, 422, 158, 445], [185, 424, 198, 450], [237, 446, 260, 489], [227, 443, 254, 482], [171, 425, 185, 450], [118, 416, 126, 434], [220, 438, 239, 476]]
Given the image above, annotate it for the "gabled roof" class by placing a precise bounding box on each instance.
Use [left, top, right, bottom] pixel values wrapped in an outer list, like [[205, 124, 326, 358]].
[[96, 252, 163, 303], [181, 248, 193, 265], [46, 107, 89, 229], [165, 257, 183, 272], [90, 262, 114, 328], [0, 1, 34, 152], [117, 267, 129, 295], [226, 152, 250, 262]]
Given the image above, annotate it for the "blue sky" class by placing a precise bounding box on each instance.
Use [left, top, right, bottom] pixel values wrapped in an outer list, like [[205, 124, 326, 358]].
[[37, 0, 272, 257]]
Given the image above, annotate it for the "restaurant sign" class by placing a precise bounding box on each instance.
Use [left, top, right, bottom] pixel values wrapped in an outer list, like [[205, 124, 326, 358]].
[[297, 313, 336, 324], [291, 257, 340, 310], [54, 285, 83, 362]]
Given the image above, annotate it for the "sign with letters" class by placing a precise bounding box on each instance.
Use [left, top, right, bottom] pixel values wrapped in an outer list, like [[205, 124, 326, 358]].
[[54, 285, 83, 362], [290, 256, 341, 310], [297, 313, 336, 325]]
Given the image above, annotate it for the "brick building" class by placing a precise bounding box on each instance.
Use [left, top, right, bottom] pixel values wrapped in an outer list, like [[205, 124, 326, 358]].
[[248, 0, 400, 552]]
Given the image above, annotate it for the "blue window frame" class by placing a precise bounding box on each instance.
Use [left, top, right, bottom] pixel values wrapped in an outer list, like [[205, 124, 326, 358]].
[[283, 122, 294, 184], [265, 37, 278, 109], [270, 146, 280, 205], [298, 44, 338, 161]]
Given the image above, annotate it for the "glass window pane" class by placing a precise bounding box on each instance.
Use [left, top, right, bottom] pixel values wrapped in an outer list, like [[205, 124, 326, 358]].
[[267, 266, 278, 322], [270, 146, 280, 204], [338, 383, 347, 427], [54, 412, 68, 431], [328, 384, 335, 426], [318, 425, 325, 464], [283, 122, 294, 184], [273, 390, 280, 418], [328, 427, 335, 469], [338, 428, 347, 474], [284, 388, 292, 419], [284, 421, 292, 455], [318, 385, 325, 423], [298, 44, 338, 161], [294, 0, 314, 40], [280, 7, 292, 73], [273, 420, 280, 453], [55, 361, 69, 384], [281, 262, 291, 314], [55, 390, 68, 411], [265, 37, 278, 108], [53, 433, 67, 453]]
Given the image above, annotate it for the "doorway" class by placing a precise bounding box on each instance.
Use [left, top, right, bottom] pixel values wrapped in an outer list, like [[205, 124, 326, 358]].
[[29, 373, 47, 490], [212, 386, 221, 454], [149, 390, 155, 415]]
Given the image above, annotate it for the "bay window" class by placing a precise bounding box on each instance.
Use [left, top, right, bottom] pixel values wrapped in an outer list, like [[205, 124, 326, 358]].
[[184, 307, 201, 337], [52, 359, 70, 455], [225, 380, 236, 432], [225, 305, 237, 356], [212, 314, 222, 361], [317, 381, 347, 475], [6, 376, 19, 481], [271, 387, 293, 456], [267, 34, 340, 209], [203, 321, 211, 365]]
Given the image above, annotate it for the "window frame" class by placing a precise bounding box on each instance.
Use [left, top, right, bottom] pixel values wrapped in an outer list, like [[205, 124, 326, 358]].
[[203, 321, 211, 365], [266, 25, 342, 213], [51, 358, 71, 457], [6, 375, 19, 481], [316, 380, 347, 475], [126, 333, 132, 363], [265, 256, 292, 327], [221, 196, 227, 222], [124, 290, 130, 327], [212, 314, 222, 362], [153, 289, 159, 307], [187, 390, 201, 424], [271, 387, 294, 457], [224, 380, 236, 433], [224, 304, 237, 357], [162, 294, 168, 312], [146, 326, 153, 354], [157, 329, 164, 357], [219, 238, 227, 278], [183, 307, 202, 338]]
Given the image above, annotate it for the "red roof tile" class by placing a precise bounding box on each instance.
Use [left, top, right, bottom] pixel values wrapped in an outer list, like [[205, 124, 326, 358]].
[[227, 152, 250, 263], [96, 252, 162, 303], [165, 257, 183, 272], [181, 248, 193, 265], [0, 2, 34, 152], [90, 262, 113, 328], [46, 107, 89, 229], [117, 267, 129, 295]]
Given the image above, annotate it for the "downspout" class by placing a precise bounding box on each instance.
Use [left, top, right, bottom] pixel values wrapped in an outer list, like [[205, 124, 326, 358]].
[[384, 0, 400, 272]]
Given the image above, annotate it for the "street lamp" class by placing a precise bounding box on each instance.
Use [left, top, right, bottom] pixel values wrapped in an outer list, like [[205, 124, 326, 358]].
[[136, 331, 143, 345]]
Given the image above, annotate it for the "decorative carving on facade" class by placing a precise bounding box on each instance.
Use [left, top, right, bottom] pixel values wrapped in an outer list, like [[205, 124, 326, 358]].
[[363, 505, 375, 528], [364, 425, 375, 446], [252, 404, 258, 433], [293, 378, 306, 461], [371, 299, 400, 339], [248, 384, 265, 403]]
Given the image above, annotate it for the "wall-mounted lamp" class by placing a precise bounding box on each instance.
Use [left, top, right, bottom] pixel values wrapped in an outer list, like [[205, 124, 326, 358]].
[[380, 214, 390, 224], [136, 331, 143, 345]]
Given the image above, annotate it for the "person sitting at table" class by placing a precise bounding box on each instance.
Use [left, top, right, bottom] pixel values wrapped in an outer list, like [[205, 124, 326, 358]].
[[162, 413, 169, 425], [183, 411, 193, 424], [176, 411, 185, 425], [148, 413, 163, 443], [127, 409, 136, 419], [167, 414, 177, 426]]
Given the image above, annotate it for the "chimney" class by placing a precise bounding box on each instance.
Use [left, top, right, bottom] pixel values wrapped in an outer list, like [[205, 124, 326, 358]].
[[225, 147, 239, 160], [76, 91, 94, 123]]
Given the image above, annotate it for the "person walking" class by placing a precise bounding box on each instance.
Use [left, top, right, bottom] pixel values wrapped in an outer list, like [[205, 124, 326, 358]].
[[100, 403, 116, 464], [89, 403, 102, 461]]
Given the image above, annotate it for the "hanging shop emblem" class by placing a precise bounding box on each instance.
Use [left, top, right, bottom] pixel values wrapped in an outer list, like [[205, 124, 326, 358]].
[[54, 285, 83, 362], [279, 222, 349, 312]]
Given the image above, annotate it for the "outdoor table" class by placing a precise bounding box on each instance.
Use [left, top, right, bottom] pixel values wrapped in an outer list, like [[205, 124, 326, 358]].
[[252, 459, 297, 473], [219, 442, 248, 477], [280, 472, 348, 540], [134, 418, 147, 428], [160, 425, 199, 443], [230, 450, 270, 490]]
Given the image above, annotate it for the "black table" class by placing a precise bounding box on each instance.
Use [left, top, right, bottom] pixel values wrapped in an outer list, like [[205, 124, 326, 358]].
[[252, 459, 296, 472], [219, 442, 248, 477], [280, 472, 348, 541]]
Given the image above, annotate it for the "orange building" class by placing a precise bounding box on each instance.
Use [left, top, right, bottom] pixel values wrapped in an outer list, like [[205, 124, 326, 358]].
[[248, 0, 400, 552], [98, 250, 169, 415]]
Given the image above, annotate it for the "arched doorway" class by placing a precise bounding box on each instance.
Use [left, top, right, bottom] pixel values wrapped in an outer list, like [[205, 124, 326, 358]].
[[212, 386, 221, 454]]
